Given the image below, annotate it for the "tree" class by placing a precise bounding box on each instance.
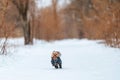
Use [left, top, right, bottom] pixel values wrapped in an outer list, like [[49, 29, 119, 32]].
[[0, 0, 9, 55], [34, 0, 62, 41], [103, 1, 120, 48], [52, 0, 58, 28], [52, 0, 60, 39], [62, 0, 85, 38], [11, 0, 33, 45]]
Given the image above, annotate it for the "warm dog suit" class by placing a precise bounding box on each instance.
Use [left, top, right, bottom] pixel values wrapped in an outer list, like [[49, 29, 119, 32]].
[[51, 51, 62, 69]]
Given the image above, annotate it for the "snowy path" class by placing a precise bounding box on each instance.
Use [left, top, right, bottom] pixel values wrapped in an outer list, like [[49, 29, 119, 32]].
[[0, 39, 120, 80]]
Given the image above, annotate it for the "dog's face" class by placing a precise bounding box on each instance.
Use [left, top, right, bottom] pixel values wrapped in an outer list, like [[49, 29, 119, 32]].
[[52, 54, 58, 60], [51, 51, 60, 60]]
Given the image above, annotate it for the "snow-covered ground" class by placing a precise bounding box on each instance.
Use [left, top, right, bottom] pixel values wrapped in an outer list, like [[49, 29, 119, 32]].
[[36, 0, 71, 8], [0, 38, 120, 80]]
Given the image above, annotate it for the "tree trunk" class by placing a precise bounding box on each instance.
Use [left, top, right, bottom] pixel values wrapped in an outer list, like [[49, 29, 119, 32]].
[[11, 0, 33, 45], [23, 20, 33, 45]]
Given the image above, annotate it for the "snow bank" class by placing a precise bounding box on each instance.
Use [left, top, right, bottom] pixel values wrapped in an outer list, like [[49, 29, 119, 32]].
[[0, 38, 120, 80]]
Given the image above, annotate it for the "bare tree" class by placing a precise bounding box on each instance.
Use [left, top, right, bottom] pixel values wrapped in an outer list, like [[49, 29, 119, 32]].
[[52, 0, 58, 27], [52, 0, 59, 39], [0, 0, 9, 55], [11, 0, 33, 45]]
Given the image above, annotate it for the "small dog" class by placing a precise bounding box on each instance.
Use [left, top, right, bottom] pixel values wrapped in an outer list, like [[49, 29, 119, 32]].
[[51, 51, 62, 69]]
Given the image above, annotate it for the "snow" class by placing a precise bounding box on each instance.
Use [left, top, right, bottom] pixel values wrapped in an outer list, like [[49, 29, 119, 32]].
[[36, 0, 51, 8], [0, 38, 120, 80], [36, 0, 71, 8]]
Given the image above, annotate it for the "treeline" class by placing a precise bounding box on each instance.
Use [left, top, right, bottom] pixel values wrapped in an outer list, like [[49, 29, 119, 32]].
[[65, 0, 120, 48], [34, 0, 120, 47], [0, 0, 120, 48]]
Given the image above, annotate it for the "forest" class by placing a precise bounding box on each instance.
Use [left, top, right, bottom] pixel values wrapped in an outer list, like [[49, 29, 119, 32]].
[[0, 0, 120, 48], [0, 1, 120, 79]]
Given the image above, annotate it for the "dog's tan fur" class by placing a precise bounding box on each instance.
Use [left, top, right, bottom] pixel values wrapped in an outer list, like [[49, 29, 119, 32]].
[[51, 51, 61, 60]]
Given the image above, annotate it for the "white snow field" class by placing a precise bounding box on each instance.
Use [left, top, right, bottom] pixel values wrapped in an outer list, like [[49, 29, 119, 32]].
[[0, 38, 120, 80]]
